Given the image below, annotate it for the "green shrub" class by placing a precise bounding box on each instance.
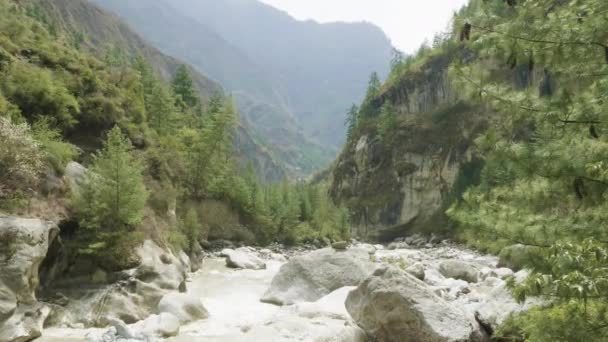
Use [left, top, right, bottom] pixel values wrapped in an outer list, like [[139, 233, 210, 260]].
[[0, 116, 44, 198], [32, 118, 78, 174]]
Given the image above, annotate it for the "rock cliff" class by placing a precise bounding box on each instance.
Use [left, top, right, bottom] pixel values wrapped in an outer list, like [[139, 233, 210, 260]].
[[330, 52, 488, 241]]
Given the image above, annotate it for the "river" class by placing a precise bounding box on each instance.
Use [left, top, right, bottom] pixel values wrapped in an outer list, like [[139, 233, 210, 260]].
[[40, 257, 356, 342]]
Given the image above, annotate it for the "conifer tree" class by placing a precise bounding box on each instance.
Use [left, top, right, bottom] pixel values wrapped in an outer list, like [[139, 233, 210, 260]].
[[345, 104, 359, 142], [73, 126, 148, 269], [172, 65, 199, 109], [449, 0, 608, 339]]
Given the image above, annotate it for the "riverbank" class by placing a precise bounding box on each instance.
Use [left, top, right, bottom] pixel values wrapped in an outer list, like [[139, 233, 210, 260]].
[[34, 239, 541, 342]]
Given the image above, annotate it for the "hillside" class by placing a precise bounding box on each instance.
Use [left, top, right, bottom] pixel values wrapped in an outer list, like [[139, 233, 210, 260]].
[[33, 0, 286, 182], [92, 0, 392, 176]]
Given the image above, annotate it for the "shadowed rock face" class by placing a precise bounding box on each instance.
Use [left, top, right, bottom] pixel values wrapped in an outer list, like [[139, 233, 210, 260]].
[[0, 217, 59, 342]]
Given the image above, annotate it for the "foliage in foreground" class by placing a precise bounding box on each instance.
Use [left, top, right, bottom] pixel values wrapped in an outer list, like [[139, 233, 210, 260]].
[[446, 0, 608, 339]]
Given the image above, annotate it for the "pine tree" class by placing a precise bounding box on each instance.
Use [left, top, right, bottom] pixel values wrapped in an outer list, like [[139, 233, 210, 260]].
[[366, 72, 381, 100], [448, 0, 608, 339], [76, 126, 147, 230], [73, 126, 148, 269], [345, 104, 359, 142], [172, 65, 199, 109], [378, 102, 396, 143]]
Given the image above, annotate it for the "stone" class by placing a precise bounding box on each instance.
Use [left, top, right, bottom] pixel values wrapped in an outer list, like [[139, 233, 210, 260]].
[[261, 248, 376, 305], [223, 248, 266, 270], [107, 317, 136, 339], [64, 161, 87, 189], [158, 292, 208, 324], [405, 262, 425, 280], [0, 217, 58, 342], [138, 312, 180, 338], [479, 267, 514, 281], [346, 266, 487, 342], [474, 280, 543, 332], [438, 259, 479, 283], [295, 286, 356, 320], [352, 243, 376, 255], [331, 241, 349, 250], [0, 304, 50, 342], [387, 241, 409, 250]]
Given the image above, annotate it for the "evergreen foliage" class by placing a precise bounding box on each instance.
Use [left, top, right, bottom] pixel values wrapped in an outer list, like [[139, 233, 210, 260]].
[[446, 0, 608, 339], [73, 126, 147, 269]]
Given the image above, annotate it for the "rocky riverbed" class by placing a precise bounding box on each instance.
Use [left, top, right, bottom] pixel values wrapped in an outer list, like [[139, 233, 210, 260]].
[[1, 217, 542, 342]]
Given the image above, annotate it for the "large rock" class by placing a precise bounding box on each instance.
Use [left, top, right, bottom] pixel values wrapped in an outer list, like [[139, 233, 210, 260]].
[[223, 248, 266, 270], [473, 279, 543, 332], [0, 217, 58, 342], [47, 240, 191, 327], [295, 286, 356, 320], [261, 248, 376, 305], [64, 161, 87, 189], [136, 312, 181, 338], [346, 266, 487, 342], [158, 292, 208, 324], [438, 260, 479, 283]]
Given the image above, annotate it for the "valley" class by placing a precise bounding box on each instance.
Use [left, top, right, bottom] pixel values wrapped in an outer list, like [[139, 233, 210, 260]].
[[1, 0, 608, 341]]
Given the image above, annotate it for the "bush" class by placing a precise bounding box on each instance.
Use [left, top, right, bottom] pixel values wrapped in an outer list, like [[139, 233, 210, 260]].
[[32, 118, 78, 174], [1, 61, 80, 130], [0, 116, 44, 198]]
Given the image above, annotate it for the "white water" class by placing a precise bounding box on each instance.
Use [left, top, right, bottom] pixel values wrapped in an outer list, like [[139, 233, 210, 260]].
[[40, 258, 356, 342]]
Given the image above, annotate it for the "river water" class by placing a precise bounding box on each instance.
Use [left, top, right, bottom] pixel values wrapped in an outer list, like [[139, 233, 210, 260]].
[[40, 258, 357, 342]]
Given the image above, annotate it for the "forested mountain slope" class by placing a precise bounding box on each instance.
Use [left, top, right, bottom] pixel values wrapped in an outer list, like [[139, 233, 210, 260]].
[[1, 0, 348, 267], [331, 0, 608, 339], [34, 0, 286, 181], [92, 0, 392, 176]]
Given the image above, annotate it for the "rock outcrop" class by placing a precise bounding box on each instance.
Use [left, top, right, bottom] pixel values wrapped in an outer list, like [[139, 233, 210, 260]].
[[0, 217, 59, 342], [48, 240, 191, 327], [261, 248, 376, 305], [329, 52, 488, 241], [346, 266, 487, 342]]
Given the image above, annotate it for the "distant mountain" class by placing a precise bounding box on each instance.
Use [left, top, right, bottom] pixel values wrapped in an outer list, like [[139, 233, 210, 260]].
[[167, 0, 393, 147], [42, 0, 286, 181], [92, 0, 393, 176]]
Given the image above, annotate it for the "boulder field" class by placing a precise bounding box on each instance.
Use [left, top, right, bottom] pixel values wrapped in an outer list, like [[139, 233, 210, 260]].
[[1, 216, 542, 342]]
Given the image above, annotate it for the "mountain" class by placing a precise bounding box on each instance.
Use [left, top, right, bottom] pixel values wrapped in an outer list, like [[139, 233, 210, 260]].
[[38, 0, 286, 181], [167, 0, 393, 147], [91, 0, 393, 176]]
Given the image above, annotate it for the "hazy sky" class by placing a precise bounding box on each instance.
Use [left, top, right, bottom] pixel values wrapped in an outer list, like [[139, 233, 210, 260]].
[[259, 0, 469, 53]]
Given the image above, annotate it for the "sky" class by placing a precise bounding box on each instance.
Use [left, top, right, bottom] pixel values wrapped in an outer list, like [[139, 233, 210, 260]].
[[259, 0, 469, 53]]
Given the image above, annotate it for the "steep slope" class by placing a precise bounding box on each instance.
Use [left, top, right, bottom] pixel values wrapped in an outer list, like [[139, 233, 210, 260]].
[[167, 0, 393, 149], [91, 0, 332, 177], [38, 0, 285, 181], [329, 48, 488, 241]]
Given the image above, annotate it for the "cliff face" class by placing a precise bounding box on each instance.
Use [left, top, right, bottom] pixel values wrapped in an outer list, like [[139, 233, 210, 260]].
[[330, 52, 488, 241]]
